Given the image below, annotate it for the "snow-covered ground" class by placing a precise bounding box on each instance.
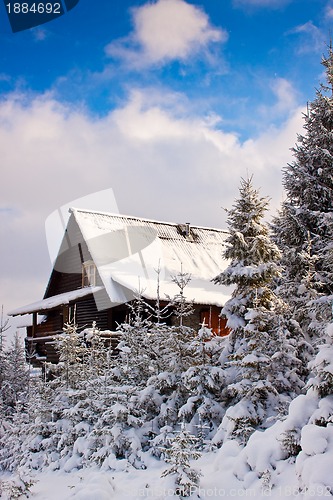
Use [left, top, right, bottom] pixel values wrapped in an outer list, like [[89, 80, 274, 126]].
[[2, 413, 333, 500], [0, 456, 318, 499], [0, 452, 299, 500]]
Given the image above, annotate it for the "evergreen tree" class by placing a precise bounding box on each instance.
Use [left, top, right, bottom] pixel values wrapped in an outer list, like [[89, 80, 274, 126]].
[[179, 325, 225, 440], [115, 295, 157, 387], [272, 47, 333, 341], [214, 177, 304, 444], [129, 272, 198, 434], [146, 318, 197, 430], [171, 269, 195, 327], [87, 384, 146, 468], [54, 322, 88, 390], [308, 323, 333, 403], [0, 333, 29, 416], [161, 422, 201, 498]]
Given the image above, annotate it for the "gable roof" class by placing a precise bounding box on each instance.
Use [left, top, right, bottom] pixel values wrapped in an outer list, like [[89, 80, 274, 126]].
[[9, 209, 231, 316], [71, 208, 231, 308]]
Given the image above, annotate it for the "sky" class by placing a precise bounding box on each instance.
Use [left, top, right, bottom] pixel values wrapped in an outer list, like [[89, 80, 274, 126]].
[[0, 0, 332, 334]]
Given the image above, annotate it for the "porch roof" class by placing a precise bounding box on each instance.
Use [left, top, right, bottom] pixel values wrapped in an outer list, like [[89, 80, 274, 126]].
[[9, 286, 103, 316]]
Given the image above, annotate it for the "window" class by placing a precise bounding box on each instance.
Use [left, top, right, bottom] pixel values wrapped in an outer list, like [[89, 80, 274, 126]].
[[82, 261, 96, 287]]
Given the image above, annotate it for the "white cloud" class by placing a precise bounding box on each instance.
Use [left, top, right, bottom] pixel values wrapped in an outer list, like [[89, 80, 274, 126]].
[[105, 0, 226, 68], [325, 2, 333, 19], [287, 21, 325, 54], [259, 78, 298, 118], [271, 78, 298, 111], [112, 90, 189, 140], [0, 90, 304, 321]]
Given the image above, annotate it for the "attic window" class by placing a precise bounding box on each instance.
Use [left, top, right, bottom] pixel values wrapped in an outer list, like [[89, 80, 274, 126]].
[[82, 261, 96, 287]]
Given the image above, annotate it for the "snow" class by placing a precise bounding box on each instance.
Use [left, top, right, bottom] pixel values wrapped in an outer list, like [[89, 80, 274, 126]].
[[14, 315, 47, 328], [300, 425, 328, 455], [72, 208, 232, 308], [1, 440, 327, 500], [8, 287, 104, 316], [296, 440, 333, 494], [310, 396, 333, 424]]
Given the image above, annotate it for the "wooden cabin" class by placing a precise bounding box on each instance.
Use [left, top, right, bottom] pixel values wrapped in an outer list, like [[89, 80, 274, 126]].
[[9, 209, 231, 366]]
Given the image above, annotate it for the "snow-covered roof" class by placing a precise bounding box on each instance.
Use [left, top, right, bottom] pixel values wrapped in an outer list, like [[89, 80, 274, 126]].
[[9, 210, 231, 317], [15, 315, 47, 328], [71, 209, 231, 307], [9, 287, 103, 316]]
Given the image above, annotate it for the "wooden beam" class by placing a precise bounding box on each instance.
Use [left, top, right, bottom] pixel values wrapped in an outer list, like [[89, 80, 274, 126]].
[[63, 304, 69, 326], [32, 312, 37, 338]]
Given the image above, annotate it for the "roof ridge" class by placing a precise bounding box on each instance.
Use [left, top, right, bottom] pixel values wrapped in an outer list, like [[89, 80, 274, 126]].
[[70, 207, 227, 233]]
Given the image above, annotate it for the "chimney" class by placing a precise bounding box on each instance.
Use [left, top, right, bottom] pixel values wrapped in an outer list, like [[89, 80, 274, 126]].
[[185, 222, 190, 237]]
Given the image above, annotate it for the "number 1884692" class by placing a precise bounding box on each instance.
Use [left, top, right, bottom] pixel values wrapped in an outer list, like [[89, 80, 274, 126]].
[[6, 3, 61, 14]]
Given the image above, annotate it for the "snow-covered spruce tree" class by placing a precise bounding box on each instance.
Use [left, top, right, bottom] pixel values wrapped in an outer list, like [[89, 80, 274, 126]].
[[113, 272, 198, 443], [170, 269, 195, 327], [28, 322, 94, 470], [307, 322, 333, 407], [161, 422, 201, 498], [0, 332, 29, 417], [272, 48, 333, 342], [213, 177, 304, 445], [112, 293, 166, 441], [0, 374, 63, 473], [179, 324, 225, 442], [145, 274, 198, 432], [262, 321, 333, 493], [115, 294, 158, 387], [56, 311, 152, 470], [54, 321, 89, 390], [82, 321, 110, 377], [86, 384, 146, 469]]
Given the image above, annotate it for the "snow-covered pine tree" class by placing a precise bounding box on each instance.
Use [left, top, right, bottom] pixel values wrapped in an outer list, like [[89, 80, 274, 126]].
[[308, 323, 333, 405], [213, 177, 304, 445], [179, 324, 225, 441], [87, 384, 146, 469], [82, 321, 110, 377], [145, 272, 198, 431], [161, 421, 201, 498], [115, 294, 157, 387], [171, 269, 195, 327], [270, 321, 333, 492], [54, 321, 88, 390], [272, 47, 333, 342], [0, 332, 29, 417]]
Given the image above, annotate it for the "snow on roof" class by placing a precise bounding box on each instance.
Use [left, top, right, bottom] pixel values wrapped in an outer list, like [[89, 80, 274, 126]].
[[10, 211, 232, 317], [71, 209, 231, 307], [15, 315, 47, 328], [9, 286, 103, 316]]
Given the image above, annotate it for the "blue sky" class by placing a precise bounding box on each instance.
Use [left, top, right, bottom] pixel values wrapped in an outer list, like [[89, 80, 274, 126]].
[[0, 0, 327, 136], [0, 0, 332, 322]]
